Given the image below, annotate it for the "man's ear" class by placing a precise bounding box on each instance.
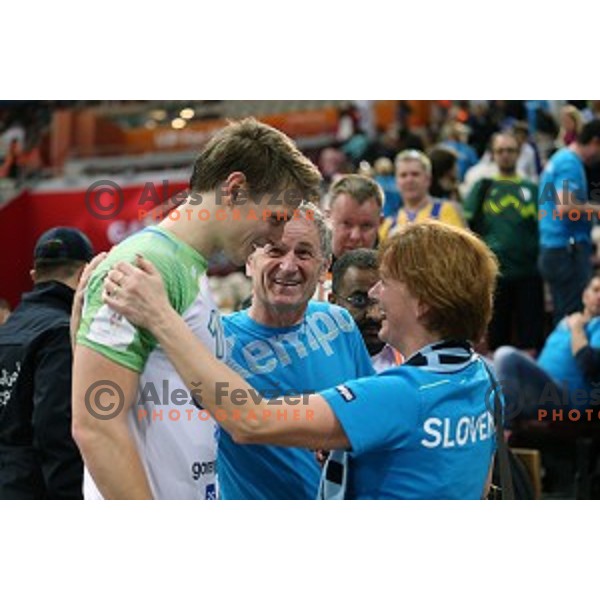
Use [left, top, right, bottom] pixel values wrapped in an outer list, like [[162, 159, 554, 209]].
[[74, 264, 86, 284], [416, 299, 430, 322], [221, 172, 247, 208], [246, 254, 254, 278], [30, 269, 36, 283]]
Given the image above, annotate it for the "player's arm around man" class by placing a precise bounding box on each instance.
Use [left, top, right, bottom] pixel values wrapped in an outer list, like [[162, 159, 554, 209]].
[[103, 257, 349, 451]]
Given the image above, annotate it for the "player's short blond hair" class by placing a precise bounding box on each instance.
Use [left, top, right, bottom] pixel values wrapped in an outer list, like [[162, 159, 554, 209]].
[[190, 118, 322, 203]]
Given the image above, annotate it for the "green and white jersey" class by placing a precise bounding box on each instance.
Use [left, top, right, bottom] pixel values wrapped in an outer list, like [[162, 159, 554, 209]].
[[77, 226, 224, 500]]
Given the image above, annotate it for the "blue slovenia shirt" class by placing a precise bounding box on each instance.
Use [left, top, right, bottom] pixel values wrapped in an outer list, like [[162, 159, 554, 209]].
[[538, 148, 590, 248], [320, 359, 496, 499], [219, 302, 375, 499], [538, 316, 600, 407]]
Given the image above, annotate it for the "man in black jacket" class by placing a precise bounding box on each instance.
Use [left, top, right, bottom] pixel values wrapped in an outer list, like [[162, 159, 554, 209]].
[[0, 227, 94, 499]]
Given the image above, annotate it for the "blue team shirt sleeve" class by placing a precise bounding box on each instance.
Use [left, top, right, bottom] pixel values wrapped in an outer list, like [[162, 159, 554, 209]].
[[586, 318, 600, 348], [544, 155, 587, 201], [320, 372, 418, 454]]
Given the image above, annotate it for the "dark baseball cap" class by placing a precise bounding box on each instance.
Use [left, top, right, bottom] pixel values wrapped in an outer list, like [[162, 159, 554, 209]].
[[34, 227, 94, 263]]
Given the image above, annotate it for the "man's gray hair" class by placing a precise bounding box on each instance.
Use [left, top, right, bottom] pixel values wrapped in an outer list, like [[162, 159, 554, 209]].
[[297, 201, 332, 263]]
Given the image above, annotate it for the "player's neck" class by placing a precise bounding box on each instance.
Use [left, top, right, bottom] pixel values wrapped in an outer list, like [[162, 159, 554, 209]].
[[498, 168, 517, 178], [158, 196, 221, 259], [583, 307, 595, 321], [570, 141, 585, 162]]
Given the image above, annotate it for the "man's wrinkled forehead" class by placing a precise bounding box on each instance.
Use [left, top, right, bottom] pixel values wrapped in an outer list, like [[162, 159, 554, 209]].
[[250, 217, 319, 258]]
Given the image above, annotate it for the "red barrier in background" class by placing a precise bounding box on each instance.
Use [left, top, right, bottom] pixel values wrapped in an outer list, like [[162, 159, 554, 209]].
[[0, 179, 187, 308]]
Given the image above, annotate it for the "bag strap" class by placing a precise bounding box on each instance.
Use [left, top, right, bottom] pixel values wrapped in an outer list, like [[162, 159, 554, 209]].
[[430, 200, 443, 219], [481, 360, 515, 500], [471, 178, 493, 232]]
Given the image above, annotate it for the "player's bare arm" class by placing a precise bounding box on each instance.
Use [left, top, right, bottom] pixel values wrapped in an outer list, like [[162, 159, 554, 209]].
[[72, 346, 153, 499]]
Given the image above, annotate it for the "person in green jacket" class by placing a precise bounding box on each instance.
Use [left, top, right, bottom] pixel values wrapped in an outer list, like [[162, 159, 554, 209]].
[[464, 132, 542, 356]]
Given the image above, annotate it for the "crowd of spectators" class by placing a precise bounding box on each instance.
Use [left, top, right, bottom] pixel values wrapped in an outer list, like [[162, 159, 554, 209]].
[[318, 101, 600, 337]]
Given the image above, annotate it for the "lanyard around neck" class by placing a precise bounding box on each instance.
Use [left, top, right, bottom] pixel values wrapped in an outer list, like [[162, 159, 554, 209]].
[[404, 340, 476, 372]]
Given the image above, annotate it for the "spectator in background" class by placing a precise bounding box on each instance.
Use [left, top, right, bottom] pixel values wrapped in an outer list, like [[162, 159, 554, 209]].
[[462, 123, 539, 198], [396, 101, 426, 152], [557, 105, 584, 148], [530, 102, 560, 163], [343, 130, 371, 166], [380, 150, 466, 241], [465, 133, 542, 355], [18, 135, 44, 180], [364, 125, 402, 163], [373, 157, 402, 218], [0, 138, 21, 180], [0, 122, 25, 159], [495, 275, 600, 424], [440, 121, 479, 181], [356, 160, 374, 178], [0, 227, 94, 499], [336, 105, 361, 144], [327, 174, 383, 261], [538, 119, 600, 323], [317, 174, 383, 300], [318, 146, 350, 192], [428, 146, 460, 201], [489, 101, 525, 132], [0, 299, 10, 325], [467, 102, 497, 157], [330, 248, 402, 372], [581, 100, 600, 124], [397, 124, 425, 153], [461, 143, 499, 199], [513, 121, 540, 183], [355, 101, 377, 141]]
